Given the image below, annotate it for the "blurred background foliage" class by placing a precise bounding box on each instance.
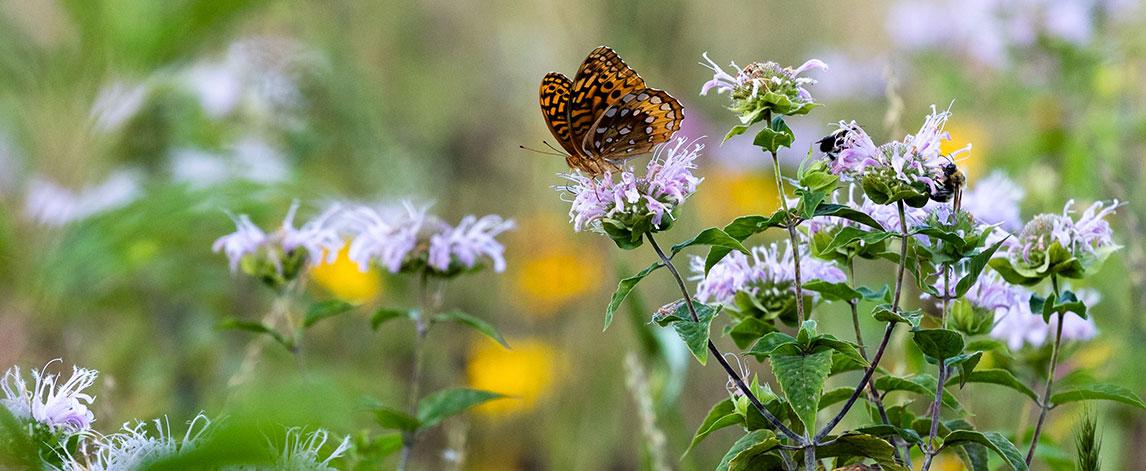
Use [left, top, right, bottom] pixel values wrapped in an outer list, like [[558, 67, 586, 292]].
[[0, 0, 1143, 469]]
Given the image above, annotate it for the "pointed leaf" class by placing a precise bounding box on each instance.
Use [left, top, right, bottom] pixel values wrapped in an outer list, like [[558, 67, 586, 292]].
[[942, 430, 1029, 471], [671, 227, 750, 258], [955, 239, 1008, 297], [217, 318, 290, 350], [945, 368, 1037, 401], [803, 280, 862, 302], [815, 433, 909, 471], [372, 406, 420, 432], [745, 332, 799, 360], [912, 328, 965, 360], [432, 310, 509, 348], [705, 212, 788, 273], [813, 203, 885, 230], [716, 430, 781, 471], [821, 227, 896, 255], [872, 305, 922, 327], [666, 302, 718, 365], [604, 262, 662, 330], [1050, 383, 1146, 409], [416, 388, 506, 430], [372, 308, 411, 330], [684, 399, 743, 457], [771, 350, 834, 433], [303, 300, 354, 328]]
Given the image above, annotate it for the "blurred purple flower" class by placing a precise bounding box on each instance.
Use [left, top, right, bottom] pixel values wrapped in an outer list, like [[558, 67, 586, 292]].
[[23, 170, 142, 227], [428, 215, 515, 273], [960, 171, 1025, 232], [562, 136, 702, 232], [690, 241, 846, 306], [213, 201, 343, 275], [344, 202, 429, 273], [1, 360, 97, 432], [990, 287, 1099, 350]]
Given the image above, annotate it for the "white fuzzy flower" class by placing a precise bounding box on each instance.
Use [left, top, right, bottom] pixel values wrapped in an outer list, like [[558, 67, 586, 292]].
[[1, 360, 97, 432]]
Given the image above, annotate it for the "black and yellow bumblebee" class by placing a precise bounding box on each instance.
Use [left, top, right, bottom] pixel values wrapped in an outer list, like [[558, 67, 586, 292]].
[[928, 159, 966, 211]]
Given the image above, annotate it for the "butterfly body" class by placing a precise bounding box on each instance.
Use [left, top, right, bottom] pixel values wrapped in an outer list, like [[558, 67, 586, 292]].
[[539, 46, 684, 175]]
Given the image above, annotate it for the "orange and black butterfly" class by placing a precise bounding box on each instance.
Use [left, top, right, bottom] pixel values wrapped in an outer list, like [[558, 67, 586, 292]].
[[538, 46, 684, 175]]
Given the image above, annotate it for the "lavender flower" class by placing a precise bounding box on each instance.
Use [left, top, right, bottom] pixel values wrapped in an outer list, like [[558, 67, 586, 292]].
[[344, 202, 429, 273], [700, 53, 827, 118], [346, 202, 513, 276], [428, 215, 515, 273], [1000, 199, 1122, 282], [65, 414, 211, 471], [561, 137, 702, 238], [690, 241, 846, 309], [268, 428, 351, 470], [1, 361, 97, 432], [825, 105, 967, 207], [23, 170, 142, 227], [959, 171, 1025, 232], [213, 201, 343, 284]]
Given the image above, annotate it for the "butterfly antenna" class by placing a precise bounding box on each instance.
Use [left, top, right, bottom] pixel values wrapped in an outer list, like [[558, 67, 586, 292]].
[[542, 140, 566, 154], [519, 144, 565, 157]]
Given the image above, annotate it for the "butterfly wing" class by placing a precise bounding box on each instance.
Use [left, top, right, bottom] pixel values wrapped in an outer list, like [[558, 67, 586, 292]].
[[538, 72, 580, 157], [567, 46, 647, 147], [583, 88, 684, 161]]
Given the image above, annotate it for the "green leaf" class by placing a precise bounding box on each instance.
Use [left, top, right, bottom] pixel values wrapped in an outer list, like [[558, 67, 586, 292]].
[[432, 310, 509, 348], [813, 203, 886, 230], [945, 368, 1037, 401], [416, 388, 505, 430], [942, 430, 1029, 471], [875, 374, 962, 410], [728, 317, 779, 349], [371, 308, 411, 330], [821, 227, 896, 255], [372, 406, 420, 431], [955, 239, 1008, 297], [724, 107, 770, 141], [670, 227, 750, 258], [604, 261, 662, 331], [303, 300, 354, 328], [815, 432, 909, 471], [872, 305, 922, 327], [217, 318, 290, 350], [854, 424, 924, 445], [745, 332, 799, 360], [716, 430, 781, 471], [809, 335, 869, 367], [1050, 383, 1146, 409], [803, 280, 862, 302], [771, 350, 833, 433], [705, 212, 788, 273], [752, 116, 795, 154], [944, 351, 982, 387], [666, 302, 718, 365], [912, 328, 965, 360], [989, 258, 1044, 286], [819, 387, 859, 410], [684, 399, 743, 457]]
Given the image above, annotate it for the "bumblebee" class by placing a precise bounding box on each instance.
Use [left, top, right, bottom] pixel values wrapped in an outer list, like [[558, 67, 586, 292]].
[[816, 124, 860, 161], [929, 160, 966, 211]]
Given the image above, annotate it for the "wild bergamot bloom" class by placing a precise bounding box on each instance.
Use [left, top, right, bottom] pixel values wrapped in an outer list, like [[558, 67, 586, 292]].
[[345, 202, 513, 277], [213, 201, 343, 288], [700, 53, 827, 119], [691, 241, 845, 326], [824, 105, 970, 207], [264, 428, 352, 471], [466, 338, 558, 417], [560, 136, 702, 248], [65, 414, 211, 471], [1, 360, 97, 432], [310, 245, 383, 304], [992, 199, 1122, 285]]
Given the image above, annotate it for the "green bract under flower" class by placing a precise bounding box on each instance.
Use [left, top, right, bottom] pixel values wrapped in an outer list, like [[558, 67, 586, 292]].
[[700, 54, 826, 123]]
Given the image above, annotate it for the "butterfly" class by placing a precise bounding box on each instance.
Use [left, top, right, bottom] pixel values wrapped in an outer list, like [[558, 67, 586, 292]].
[[538, 46, 684, 176]]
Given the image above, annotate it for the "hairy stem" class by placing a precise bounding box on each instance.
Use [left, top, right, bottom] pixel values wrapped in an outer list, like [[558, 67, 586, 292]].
[[813, 201, 911, 442], [399, 270, 435, 471], [647, 233, 806, 444], [770, 152, 806, 325], [1026, 275, 1065, 466], [804, 443, 817, 471], [921, 362, 950, 471]]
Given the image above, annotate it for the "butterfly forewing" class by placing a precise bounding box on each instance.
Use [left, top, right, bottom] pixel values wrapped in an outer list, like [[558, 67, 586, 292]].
[[538, 72, 580, 157], [567, 46, 647, 144], [584, 89, 684, 161]]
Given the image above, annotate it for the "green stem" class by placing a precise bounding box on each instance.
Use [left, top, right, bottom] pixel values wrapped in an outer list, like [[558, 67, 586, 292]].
[[399, 270, 436, 471], [1025, 275, 1064, 466], [770, 152, 806, 325], [921, 361, 950, 471]]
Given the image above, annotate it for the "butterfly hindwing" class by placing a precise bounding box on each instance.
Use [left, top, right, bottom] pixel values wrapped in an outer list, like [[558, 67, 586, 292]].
[[584, 89, 684, 161], [538, 72, 580, 157], [567, 46, 647, 144]]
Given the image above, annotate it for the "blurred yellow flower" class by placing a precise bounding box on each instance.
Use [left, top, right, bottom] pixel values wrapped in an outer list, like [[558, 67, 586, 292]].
[[466, 337, 557, 417], [696, 169, 779, 226], [941, 119, 988, 182], [510, 215, 602, 317], [310, 245, 382, 304], [932, 454, 967, 471]]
